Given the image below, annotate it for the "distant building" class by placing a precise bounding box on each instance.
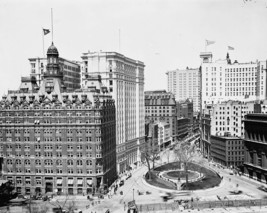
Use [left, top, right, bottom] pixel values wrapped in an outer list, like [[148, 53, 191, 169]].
[[200, 52, 267, 108], [81, 51, 145, 173], [145, 121, 159, 153], [145, 90, 177, 142], [209, 101, 261, 138], [243, 114, 267, 182], [0, 43, 117, 195], [166, 68, 200, 112], [144, 120, 171, 152], [210, 136, 244, 167], [158, 122, 171, 149], [177, 99, 193, 127], [201, 108, 212, 159], [29, 57, 81, 91], [177, 117, 190, 139]]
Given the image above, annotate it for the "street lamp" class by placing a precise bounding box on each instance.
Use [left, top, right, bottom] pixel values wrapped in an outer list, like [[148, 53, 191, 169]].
[[132, 189, 134, 201]]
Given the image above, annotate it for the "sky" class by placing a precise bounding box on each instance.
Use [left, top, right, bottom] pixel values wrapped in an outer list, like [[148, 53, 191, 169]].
[[0, 0, 267, 95]]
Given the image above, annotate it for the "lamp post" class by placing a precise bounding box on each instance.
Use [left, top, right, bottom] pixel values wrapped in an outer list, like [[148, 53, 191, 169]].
[[133, 189, 134, 201]]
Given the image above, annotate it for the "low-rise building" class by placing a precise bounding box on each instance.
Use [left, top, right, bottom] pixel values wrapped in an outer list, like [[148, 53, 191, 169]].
[[210, 135, 244, 167]]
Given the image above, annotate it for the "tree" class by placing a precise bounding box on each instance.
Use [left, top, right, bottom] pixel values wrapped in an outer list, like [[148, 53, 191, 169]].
[[174, 140, 196, 189], [0, 180, 16, 206], [141, 143, 160, 180]]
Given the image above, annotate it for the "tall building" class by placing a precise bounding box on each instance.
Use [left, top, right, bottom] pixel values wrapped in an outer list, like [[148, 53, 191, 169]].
[[81, 51, 145, 173], [243, 114, 267, 182], [145, 90, 177, 142], [166, 68, 200, 112], [0, 43, 117, 195], [29, 57, 81, 91], [200, 52, 267, 108]]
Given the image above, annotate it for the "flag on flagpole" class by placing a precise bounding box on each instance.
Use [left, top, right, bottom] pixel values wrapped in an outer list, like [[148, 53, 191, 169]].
[[228, 46, 234, 50], [43, 28, 50, 35], [206, 40, 215, 46]]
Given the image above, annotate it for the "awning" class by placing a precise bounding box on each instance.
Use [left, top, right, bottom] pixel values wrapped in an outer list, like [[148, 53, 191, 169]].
[[56, 179, 62, 184], [87, 179, 92, 186], [77, 179, 83, 185], [68, 179, 73, 185]]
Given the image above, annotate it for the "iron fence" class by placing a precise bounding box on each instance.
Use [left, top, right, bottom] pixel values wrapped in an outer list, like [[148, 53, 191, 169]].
[[137, 199, 267, 212]]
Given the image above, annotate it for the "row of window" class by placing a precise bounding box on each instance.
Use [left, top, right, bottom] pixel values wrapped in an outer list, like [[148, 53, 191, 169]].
[[6, 168, 101, 174], [6, 159, 98, 166], [4, 152, 102, 158]]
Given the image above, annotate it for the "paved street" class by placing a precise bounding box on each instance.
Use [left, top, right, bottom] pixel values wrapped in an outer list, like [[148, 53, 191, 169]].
[[3, 148, 267, 213]]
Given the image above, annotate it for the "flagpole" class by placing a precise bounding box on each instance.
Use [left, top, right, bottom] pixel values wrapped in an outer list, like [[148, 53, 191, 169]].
[[42, 29, 45, 57], [51, 8, 54, 42]]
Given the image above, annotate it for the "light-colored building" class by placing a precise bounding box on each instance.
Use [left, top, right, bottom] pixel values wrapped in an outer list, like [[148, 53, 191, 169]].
[[81, 51, 145, 173], [200, 52, 267, 109], [209, 101, 261, 138], [158, 122, 171, 149], [145, 90, 177, 141], [29, 56, 81, 91], [166, 68, 200, 112]]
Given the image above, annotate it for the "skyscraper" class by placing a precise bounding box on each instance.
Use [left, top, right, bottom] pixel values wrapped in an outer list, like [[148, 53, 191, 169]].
[[166, 68, 200, 112], [81, 51, 145, 173], [200, 52, 267, 109]]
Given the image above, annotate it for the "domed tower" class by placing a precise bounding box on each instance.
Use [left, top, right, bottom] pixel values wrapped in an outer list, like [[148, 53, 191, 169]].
[[45, 42, 62, 77], [41, 42, 65, 93]]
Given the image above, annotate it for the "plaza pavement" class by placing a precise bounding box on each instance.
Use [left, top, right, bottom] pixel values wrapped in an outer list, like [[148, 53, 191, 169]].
[[46, 149, 267, 213]]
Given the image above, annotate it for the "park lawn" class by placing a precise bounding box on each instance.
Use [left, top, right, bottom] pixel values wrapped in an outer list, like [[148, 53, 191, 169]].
[[145, 162, 222, 191]]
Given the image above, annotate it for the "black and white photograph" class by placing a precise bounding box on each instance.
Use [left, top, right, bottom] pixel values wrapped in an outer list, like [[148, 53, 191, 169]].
[[0, 0, 267, 212]]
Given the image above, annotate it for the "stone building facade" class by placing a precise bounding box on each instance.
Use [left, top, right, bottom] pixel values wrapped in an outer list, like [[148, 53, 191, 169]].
[[243, 114, 267, 182], [0, 43, 117, 195], [210, 136, 244, 167], [81, 51, 145, 173]]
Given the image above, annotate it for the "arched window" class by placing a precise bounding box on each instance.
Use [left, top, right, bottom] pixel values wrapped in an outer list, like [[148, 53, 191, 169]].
[[25, 159, 31, 165], [7, 159, 13, 165], [67, 159, 73, 166], [15, 159, 21, 165]]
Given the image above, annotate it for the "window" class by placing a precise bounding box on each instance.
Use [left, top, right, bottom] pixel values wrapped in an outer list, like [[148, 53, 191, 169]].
[[86, 160, 92, 166], [56, 152, 62, 157], [67, 159, 73, 166], [25, 159, 31, 165], [77, 160, 83, 166], [44, 159, 53, 166], [56, 159, 62, 166], [35, 159, 41, 165]]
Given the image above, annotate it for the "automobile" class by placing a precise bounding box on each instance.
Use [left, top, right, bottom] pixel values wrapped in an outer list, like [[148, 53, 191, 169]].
[[258, 185, 267, 192], [160, 192, 173, 202], [229, 171, 234, 175], [119, 180, 124, 186], [9, 195, 30, 205], [73, 209, 82, 213]]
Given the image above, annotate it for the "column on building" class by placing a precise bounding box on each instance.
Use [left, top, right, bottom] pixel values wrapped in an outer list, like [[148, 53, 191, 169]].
[[253, 150, 257, 166], [262, 152, 267, 168]]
